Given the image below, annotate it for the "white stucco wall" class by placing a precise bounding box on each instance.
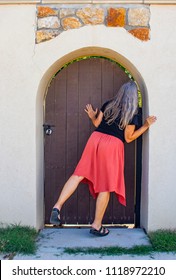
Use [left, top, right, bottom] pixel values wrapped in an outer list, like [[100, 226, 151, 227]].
[[0, 4, 176, 231], [144, 6, 176, 231], [0, 5, 40, 227]]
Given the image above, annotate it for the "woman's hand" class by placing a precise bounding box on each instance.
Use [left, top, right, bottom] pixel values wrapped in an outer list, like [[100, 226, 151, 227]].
[[144, 116, 157, 127], [125, 115, 157, 143], [84, 104, 103, 127], [84, 104, 98, 120]]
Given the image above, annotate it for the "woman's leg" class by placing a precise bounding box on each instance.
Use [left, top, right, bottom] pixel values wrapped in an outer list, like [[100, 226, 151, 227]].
[[91, 192, 110, 233], [53, 175, 84, 211]]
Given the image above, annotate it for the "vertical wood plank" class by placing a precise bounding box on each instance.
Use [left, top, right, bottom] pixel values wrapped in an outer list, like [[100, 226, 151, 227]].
[[44, 80, 56, 223], [44, 70, 67, 223], [64, 62, 79, 224], [53, 69, 67, 224], [77, 59, 92, 224], [124, 141, 135, 223], [89, 58, 102, 223], [101, 59, 114, 224], [112, 63, 132, 224]]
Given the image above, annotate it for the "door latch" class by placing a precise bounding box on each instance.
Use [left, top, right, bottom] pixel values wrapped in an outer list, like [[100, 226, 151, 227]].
[[43, 124, 55, 136]]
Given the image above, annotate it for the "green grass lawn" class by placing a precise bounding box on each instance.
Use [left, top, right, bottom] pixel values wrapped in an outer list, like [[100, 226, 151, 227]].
[[149, 230, 176, 252], [0, 225, 176, 256], [0, 224, 38, 255]]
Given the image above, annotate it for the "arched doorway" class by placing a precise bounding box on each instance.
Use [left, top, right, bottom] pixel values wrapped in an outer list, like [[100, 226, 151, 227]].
[[43, 57, 142, 226]]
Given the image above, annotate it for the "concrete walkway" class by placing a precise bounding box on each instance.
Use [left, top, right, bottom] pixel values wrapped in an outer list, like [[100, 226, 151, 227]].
[[1, 227, 176, 260]]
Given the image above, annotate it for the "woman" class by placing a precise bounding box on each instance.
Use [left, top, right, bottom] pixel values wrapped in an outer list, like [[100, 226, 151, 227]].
[[50, 81, 157, 236]]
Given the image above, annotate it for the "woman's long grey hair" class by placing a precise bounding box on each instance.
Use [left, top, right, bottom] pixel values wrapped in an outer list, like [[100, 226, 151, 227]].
[[104, 81, 138, 129]]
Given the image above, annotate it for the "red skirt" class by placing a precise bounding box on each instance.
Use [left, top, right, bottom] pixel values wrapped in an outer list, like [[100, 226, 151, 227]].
[[73, 131, 126, 206]]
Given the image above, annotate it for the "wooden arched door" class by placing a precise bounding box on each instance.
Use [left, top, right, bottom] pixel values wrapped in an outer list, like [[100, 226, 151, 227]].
[[44, 57, 137, 225]]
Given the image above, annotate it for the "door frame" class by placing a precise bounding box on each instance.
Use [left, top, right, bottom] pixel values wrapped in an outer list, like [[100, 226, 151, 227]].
[[36, 46, 149, 230]]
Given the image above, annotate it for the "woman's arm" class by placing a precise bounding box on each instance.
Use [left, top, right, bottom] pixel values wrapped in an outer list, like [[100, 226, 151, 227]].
[[125, 116, 157, 143], [84, 104, 103, 127]]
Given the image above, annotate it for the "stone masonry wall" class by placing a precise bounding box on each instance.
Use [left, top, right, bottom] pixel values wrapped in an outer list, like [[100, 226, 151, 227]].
[[36, 4, 150, 44]]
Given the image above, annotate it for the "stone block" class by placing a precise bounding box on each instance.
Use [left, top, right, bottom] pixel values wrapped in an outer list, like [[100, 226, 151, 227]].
[[107, 8, 126, 27], [128, 28, 150, 41], [128, 7, 150, 26], [60, 9, 75, 19], [38, 17, 60, 29], [36, 30, 60, 44], [37, 6, 58, 18], [61, 17, 82, 30], [76, 7, 104, 25]]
